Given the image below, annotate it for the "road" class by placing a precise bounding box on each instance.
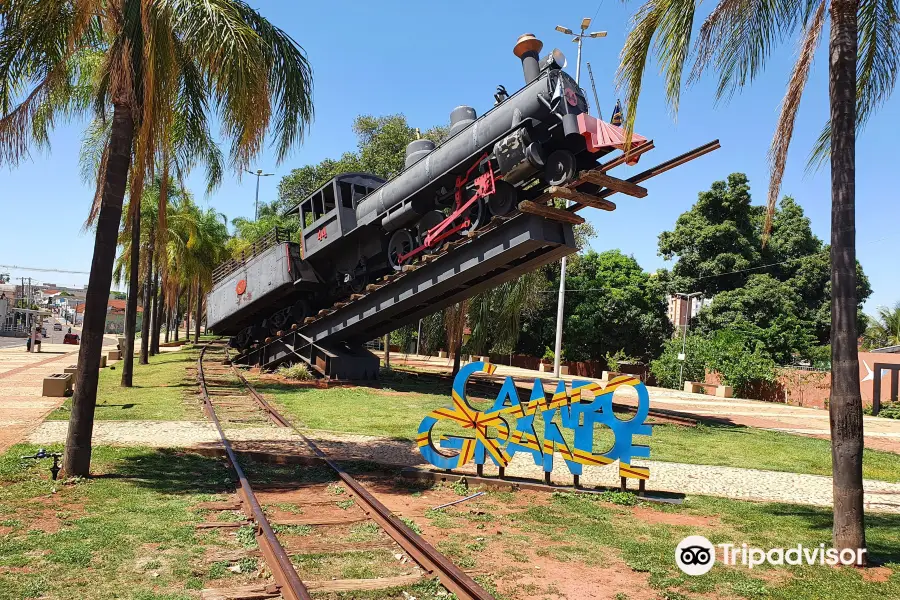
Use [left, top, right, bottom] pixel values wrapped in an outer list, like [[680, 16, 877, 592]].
[[0, 314, 118, 350]]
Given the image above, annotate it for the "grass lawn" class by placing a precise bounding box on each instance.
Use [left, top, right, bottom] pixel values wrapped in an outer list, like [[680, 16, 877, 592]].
[[48, 348, 203, 421], [249, 372, 900, 483], [0, 445, 464, 600], [405, 484, 900, 600]]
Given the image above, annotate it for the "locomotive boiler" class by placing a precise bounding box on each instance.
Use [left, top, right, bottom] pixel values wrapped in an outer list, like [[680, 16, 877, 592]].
[[208, 33, 634, 350]]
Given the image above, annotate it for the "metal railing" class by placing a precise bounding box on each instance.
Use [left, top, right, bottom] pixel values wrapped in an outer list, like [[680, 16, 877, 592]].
[[212, 227, 291, 286]]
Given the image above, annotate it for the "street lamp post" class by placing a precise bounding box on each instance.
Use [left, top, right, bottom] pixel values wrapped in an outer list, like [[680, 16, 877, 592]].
[[245, 169, 274, 221], [551, 18, 607, 378], [675, 292, 703, 386]]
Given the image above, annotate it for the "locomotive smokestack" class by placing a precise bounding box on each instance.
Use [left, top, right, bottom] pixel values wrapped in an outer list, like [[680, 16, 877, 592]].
[[513, 34, 543, 85]]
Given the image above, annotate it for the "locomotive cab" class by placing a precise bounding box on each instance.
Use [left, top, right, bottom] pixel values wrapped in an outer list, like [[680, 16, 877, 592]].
[[291, 173, 385, 260]]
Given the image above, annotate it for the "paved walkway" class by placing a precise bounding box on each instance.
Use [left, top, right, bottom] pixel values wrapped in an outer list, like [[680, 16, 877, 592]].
[[0, 344, 79, 453], [386, 353, 900, 453], [0, 341, 117, 454], [25, 420, 900, 513]]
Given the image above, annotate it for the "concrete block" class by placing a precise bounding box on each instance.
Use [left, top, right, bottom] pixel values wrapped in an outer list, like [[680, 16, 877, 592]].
[[63, 365, 78, 388], [108, 349, 122, 361], [43, 373, 72, 397], [683, 381, 695, 393], [538, 362, 551, 373], [437, 351, 448, 359], [715, 385, 733, 398], [99, 355, 107, 368]]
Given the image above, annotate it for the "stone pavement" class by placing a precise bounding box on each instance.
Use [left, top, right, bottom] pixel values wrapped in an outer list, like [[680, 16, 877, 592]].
[[25, 419, 900, 513], [0, 341, 117, 454], [386, 353, 900, 453]]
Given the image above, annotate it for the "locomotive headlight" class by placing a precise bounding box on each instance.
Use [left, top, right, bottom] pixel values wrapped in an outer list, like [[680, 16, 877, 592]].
[[551, 48, 567, 68]]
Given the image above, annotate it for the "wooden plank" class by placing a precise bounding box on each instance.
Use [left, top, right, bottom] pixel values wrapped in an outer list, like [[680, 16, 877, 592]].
[[333, 301, 349, 308], [350, 294, 365, 300], [305, 573, 426, 593], [195, 521, 249, 529], [271, 515, 369, 527], [578, 170, 648, 197], [200, 584, 280, 600], [545, 186, 616, 211], [401, 264, 419, 272], [365, 284, 382, 292], [282, 540, 395, 554], [316, 309, 332, 317], [518, 201, 585, 224], [303, 317, 316, 325]]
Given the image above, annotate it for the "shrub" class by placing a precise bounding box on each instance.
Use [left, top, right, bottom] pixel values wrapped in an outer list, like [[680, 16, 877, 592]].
[[651, 329, 777, 397], [276, 362, 312, 381]]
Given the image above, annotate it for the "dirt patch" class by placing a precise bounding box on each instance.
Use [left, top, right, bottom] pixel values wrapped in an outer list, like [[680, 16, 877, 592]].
[[28, 509, 62, 533], [862, 566, 893, 582], [507, 555, 655, 600], [0, 526, 13, 536], [631, 505, 720, 528]]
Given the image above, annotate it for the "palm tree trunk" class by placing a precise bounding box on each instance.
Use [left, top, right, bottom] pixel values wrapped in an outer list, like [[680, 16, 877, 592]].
[[139, 224, 154, 364], [164, 303, 171, 344], [150, 269, 162, 355], [174, 287, 181, 341], [384, 333, 391, 370], [829, 0, 866, 559], [121, 206, 141, 387], [194, 277, 202, 343], [185, 286, 192, 343], [64, 103, 134, 477]]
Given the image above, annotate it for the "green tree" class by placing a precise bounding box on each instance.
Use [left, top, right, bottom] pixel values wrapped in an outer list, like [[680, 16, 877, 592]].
[[617, 0, 897, 553], [0, 0, 314, 476], [658, 173, 762, 296]]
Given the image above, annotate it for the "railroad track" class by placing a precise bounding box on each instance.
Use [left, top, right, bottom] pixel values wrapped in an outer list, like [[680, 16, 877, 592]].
[[197, 342, 494, 600]]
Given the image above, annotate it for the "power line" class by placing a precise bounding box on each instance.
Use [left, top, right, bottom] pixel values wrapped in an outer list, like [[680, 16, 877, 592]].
[[0, 264, 90, 275]]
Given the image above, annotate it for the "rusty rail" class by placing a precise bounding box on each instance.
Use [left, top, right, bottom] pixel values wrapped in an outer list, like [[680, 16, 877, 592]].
[[197, 344, 312, 600], [223, 348, 495, 600]]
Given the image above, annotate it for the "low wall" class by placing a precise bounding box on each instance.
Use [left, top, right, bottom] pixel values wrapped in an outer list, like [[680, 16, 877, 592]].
[[704, 351, 900, 409]]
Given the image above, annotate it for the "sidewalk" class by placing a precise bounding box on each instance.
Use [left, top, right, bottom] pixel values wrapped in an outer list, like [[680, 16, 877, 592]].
[[0, 342, 115, 454], [386, 353, 900, 453]]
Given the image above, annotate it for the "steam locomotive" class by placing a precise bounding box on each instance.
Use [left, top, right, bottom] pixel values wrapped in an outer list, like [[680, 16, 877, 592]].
[[208, 33, 632, 350]]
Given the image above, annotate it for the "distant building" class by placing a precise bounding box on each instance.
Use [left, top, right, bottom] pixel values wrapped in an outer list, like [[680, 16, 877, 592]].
[[666, 294, 712, 336], [76, 299, 143, 334]]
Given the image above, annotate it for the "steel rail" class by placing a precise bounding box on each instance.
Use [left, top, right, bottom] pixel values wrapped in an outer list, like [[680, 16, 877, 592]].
[[197, 344, 312, 600], [569, 139, 721, 212], [225, 352, 494, 600]]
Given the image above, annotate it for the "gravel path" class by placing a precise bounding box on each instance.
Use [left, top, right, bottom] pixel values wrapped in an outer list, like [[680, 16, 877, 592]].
[[26, 419, 900, 513]]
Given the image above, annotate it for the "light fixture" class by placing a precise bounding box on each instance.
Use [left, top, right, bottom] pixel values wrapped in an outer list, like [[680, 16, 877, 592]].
[[581, 17, 592, 30], [555, 25, 573, 35], [551, 48, 567, 68], [589, 31, 608, 38]]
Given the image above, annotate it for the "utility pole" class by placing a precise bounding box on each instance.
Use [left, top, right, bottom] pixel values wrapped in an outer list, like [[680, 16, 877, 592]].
[[586, 62, 602, 120], [245, 169, 274, 221], [675, 292, 703, 386], [551, 18, 607, 378]]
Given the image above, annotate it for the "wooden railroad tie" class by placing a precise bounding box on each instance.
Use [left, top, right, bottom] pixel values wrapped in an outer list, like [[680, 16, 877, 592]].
[[365, 284, 382, 292], [577, 170, 648, 198], [518, 201, 585, 224], [333, 301, 349, 309], [350, 293, 365, 300], [316, 309, 333, 317], [544, 186, 616, 211], [303, 317, 316, 325], [401, 264, 419, 272], [194, 521, 250, 529], [270, 515, 368, 526]]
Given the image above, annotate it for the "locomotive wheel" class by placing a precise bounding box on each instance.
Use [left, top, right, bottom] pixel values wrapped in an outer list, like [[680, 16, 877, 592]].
[[350, 271, 369, 293], [291, 298, 311, 323], [416, 210, 445, 252], [488, 181, 517, 217], [456, 197, 485, 236], [265, 307, 292, 334], [544, 150, 577, 186], [232, 327, 253, 350], [387, 229, 415, 271]]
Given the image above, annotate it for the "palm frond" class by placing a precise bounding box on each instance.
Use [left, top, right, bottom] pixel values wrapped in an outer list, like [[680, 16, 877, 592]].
[[764, 0, 827, 240], [806, 0, 900, 169]]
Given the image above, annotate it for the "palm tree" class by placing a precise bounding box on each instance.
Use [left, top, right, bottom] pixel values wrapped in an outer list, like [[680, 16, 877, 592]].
[[180, 205, 229, 343], [0, 0, 313, 476], [863, 303, 900, 349], [616, 0, 896, 555]]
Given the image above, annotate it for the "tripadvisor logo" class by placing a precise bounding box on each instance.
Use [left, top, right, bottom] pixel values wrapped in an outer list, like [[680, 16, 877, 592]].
[[675, 535, 867, 575]]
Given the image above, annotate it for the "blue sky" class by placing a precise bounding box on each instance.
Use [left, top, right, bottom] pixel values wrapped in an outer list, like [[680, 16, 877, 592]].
[[1, 1, 898, 312]]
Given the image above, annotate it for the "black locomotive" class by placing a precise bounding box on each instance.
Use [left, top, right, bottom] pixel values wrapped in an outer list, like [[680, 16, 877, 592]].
[[208, 33, 631, 350]]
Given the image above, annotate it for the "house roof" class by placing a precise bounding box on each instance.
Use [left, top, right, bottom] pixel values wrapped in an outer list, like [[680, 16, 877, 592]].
[[75, 299, 142, 314]]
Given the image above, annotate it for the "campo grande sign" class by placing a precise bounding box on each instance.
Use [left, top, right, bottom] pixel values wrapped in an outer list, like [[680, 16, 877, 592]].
[[417, 362, 653, 480]]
